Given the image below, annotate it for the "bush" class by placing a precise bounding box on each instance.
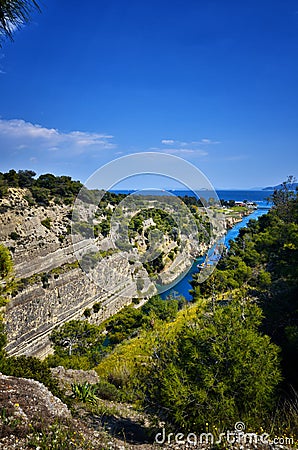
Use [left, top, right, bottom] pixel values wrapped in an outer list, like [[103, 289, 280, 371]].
[[94, 379, 120, 401], [41, 217, 52, 229], [0, 245, 13, 279], [134, 298, 282, 432], [93, 302, 102, 313], [9, 231, 21, 241]]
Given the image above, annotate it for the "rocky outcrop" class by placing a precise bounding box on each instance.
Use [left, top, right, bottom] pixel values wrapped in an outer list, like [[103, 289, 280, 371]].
[[50, 366, 99, 393], [0, 373, 71, 422]]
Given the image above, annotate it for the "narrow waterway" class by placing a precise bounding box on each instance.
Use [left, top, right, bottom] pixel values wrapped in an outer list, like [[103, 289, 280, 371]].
[[161, 204, 271, 300]]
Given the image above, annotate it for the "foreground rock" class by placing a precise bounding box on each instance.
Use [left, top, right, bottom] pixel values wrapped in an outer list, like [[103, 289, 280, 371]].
[[0, 372, 71, 423]]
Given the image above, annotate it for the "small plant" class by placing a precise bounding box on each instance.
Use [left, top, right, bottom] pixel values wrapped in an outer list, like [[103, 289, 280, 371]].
[[28, 420, 95, 449], [71, 382, 98, 405], [83, 308, 91, 318], [41, 273, 50, 288], [9, 231, 21, 240], [41, 217, 52, 229], [93, 302, 102, 313]]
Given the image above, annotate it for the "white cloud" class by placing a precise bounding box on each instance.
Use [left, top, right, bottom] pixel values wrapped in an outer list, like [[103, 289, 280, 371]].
[[158, 137, 220, 157], [161, 138, 220, 147], [161, 139, 175, 145], [163, 148, 195, 154], [0, 118, 116, 155], [150, 147, 208, 156]]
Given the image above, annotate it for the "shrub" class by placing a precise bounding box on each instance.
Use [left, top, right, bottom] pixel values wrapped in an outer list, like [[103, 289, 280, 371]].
[[9, 231, 21, 241], [94, 379, 120, 401], [0, 245, 13, 279], [93, 302, 102, 313], [41, 217, 52, 229]]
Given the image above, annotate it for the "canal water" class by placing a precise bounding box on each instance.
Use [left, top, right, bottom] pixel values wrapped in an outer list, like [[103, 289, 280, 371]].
[[161, 201, 271, 300]]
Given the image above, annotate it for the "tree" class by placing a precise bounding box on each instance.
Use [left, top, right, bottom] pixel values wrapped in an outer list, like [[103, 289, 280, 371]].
[[270, 175, 297, 221], [141, 294, 179, 322], [50, 320, 104, 357], [18, 169, 36, 188], [0, 244, 13, 279], [4, 169, 18, 187], [0, 0, 40, 45], [135, 298, 281, 431]]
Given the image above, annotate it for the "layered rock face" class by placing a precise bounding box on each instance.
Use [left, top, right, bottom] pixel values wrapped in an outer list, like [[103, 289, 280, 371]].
[[0, 189, 147, 358]]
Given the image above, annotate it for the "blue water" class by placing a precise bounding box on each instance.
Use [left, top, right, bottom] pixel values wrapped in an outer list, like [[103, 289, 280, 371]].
[[160, 200, 271, 301], [112, 189, 273, 204]]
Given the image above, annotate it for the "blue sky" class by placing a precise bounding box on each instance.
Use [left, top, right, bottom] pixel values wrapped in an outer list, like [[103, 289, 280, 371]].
[[0, 0, 297, 189]]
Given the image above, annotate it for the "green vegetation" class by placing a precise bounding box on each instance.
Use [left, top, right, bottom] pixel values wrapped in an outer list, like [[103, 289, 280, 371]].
[[0, 170, 83, 205], [28, 420, 95, 450], [0, 173, 297, 443], [192, 178, 298, 392], [0, 355, 61, 398], [45, 295, 186, 370], [128, 208, 176, 237], [0, 244, 14, 306], [9, 231, 21, 240], [71, 381, 98, 405], [133, 297, 281, 431], [92, 180, 298, 439], [41, 217, 52, 229]]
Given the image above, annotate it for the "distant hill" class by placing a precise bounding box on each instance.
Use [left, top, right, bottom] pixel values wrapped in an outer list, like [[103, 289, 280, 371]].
[[263, 182, 298, 191]]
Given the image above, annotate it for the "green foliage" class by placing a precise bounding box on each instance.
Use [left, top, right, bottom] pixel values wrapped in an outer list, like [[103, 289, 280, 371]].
[[141, 294, 180, 321], [41, 217, 52, 229], [30, 185, 50, 205], [134, 298, 281, 431], [0, 244, 13, 279], [49, 320, 105, 358], [17, 169, 36, 187], [83, 308, 91, 318], [9, 231, 21, 240], [28, 420, 95, 450], [106, 306, 146, 345], [0, 170, 83, 206], [0, 354, 61, 398], [0, 321, 7, 360], [0, 245, 14, 306], [71, 381, 98, 404], [92, 302, 102, 313], [93, 379, 120, 401], [192, 182, 298, 393], [47, 320, 106, 369]]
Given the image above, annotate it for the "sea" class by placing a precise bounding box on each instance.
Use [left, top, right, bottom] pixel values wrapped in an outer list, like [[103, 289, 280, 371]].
[[112, 189, 273, 204], [111, 189, 273, 300]]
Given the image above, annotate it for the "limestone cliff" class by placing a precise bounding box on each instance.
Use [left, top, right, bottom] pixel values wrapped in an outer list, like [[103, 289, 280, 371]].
[[0, 189, 151, 358]]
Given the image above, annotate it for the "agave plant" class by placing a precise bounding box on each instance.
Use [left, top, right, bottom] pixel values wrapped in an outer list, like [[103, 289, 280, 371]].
[[71, 382, 98, 405]]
